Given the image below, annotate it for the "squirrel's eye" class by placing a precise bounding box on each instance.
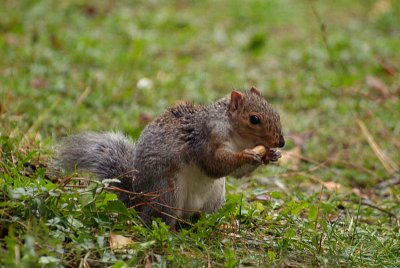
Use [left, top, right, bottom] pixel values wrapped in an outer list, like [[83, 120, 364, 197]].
[[249, 115, 261, 125]]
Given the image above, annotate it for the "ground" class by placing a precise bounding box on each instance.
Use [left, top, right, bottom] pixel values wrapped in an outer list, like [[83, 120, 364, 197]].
[[0, 0, 399, 267]]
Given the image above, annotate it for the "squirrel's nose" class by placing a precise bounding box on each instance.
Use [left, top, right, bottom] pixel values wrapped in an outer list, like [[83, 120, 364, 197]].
[[278, 135, 285, 148]]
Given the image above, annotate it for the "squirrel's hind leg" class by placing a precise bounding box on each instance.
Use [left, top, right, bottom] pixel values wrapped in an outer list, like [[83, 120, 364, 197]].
[[136, 178, 181, 228]]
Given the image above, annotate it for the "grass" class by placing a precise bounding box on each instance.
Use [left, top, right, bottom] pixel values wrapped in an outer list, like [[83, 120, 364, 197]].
[[1, 0, 399, 267]]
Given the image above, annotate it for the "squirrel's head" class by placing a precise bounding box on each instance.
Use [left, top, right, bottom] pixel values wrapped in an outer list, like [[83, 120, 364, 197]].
[[227, 87, 284, 149]]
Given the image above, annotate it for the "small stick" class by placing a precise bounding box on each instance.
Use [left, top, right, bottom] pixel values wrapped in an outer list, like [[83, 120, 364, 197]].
[[76, 87, 92, 106], [357, 119, 398, 174], [361, 201, 397, 218]]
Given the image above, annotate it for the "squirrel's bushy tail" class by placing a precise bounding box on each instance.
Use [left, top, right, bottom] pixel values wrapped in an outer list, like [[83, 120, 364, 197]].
[[55, 132, 136, 181]]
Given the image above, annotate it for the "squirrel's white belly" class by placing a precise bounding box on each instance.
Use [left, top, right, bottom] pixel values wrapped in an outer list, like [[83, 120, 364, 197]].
[[175, 165, 225, 217]]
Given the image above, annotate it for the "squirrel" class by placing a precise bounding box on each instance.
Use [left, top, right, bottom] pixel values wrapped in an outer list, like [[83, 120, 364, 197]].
[[55, 87, 284, 227]]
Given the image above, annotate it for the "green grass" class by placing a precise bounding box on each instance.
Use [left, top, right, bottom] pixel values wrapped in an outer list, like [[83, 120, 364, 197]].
[[1, 0, 399, 267]]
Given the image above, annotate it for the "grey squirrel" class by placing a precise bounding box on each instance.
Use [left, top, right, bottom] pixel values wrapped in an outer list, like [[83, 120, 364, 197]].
[[55, 87, 284, 227]]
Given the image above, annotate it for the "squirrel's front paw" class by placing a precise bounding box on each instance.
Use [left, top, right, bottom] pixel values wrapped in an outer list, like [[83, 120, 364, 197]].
[[263, 148, 281, 164], [241, 149, 263, 165]]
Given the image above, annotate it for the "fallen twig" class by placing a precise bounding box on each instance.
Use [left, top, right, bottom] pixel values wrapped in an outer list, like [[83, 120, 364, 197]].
[[360, 200, 397, 218], [357, 119, 399, 175]]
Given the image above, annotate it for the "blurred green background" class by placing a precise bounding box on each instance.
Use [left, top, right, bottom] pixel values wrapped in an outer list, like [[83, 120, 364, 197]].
[[2, 0, 399, 183]]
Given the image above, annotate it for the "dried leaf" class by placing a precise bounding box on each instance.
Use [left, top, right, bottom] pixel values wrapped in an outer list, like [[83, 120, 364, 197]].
[[219, 219, 239, 231], [227, 233, 242, 238], [31, 78, 47, 89], [139, 113, 153, 126], [254, 193, 271, 202], [327, 213, 341, 223], [82, 5, 97, 17], [109, 232, 133, 250], [323, 181, 342, 190], [50, 34, 62, 49], [371, 0, 392, 17], [378, 58, 397, 76], [351, 188, 370, 199], [145, 256, 152, 268], [280, 146, 302, 170], [366, 76, 390, 98], [288, 132, 313, 147], [5, 34, 19, 46]]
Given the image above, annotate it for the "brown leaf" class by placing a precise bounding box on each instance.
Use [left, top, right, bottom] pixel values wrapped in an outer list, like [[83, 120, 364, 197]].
[[50, 34, 62, 50], [254, 193, 271, 202], [145, 256, 152, 268], [323, 181, 342, 190], [219, 219, 239, 231], [366, 76, 390, 98], [378, 58, 397, 76], [5, 34, 19, 46], [82, 5, 97, 17], [109, 232, 133, 250], [351, 188, 370, 199], [139, 113, 153, 126], [280, 146, 302, 170], [227, 233, 242, 238], [31, 78, 47, 89], [371, 0, 392, 17], [288, 132, 313, 147]]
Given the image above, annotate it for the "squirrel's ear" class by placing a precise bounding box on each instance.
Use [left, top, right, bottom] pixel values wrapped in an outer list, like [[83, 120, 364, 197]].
[[250, 86, 261, 96], [229, 91, 244, 112]]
